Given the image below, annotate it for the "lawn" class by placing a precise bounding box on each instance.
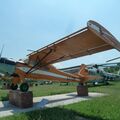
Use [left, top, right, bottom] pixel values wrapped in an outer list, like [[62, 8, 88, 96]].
[[0, 81, 120, 120], [31, 83, 76, 97], [0, 88, 9, 101], [64, 81, 120, 120], [0, 83, 76, 101]]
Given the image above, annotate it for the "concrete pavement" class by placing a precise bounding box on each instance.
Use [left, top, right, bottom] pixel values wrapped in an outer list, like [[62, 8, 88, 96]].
[[0, 92, 106, 118]]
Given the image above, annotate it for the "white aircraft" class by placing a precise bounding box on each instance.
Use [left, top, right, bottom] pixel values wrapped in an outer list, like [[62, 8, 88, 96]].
[[60, 63, 120, 85]]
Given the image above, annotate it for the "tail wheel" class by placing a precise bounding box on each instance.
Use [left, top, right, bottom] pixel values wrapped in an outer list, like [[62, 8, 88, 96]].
[[10, 83, 18, 90], [20, 83, 29, 92], [105, 81, 109, 85], [93, 82, 96, 86]]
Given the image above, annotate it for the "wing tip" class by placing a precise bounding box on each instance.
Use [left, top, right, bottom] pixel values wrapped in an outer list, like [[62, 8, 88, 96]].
[[87, 20, 120, 52]]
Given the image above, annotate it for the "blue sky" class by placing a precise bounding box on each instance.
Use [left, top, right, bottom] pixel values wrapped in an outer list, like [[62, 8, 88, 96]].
[[0, 0, 120, 68]]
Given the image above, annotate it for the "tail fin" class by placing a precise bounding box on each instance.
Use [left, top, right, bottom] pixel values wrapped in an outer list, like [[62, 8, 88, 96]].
[[78, 64, 89, 76], [78, 64, 102, 83]]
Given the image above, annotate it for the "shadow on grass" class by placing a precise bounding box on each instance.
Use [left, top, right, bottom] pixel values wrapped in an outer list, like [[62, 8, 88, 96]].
[[18, 107, 106, 120]]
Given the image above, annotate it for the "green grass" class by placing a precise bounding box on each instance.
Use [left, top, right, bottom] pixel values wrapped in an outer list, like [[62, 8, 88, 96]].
[[0, 81, 120, 120], [64, 81, 120, 120], [0, 83, 76, 101], [0, 107, 79, 120], [0, 89, 8, 101], [31, 83, 76, 97]]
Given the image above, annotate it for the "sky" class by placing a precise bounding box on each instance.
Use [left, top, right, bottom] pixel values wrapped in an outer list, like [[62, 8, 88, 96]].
[[0, 0, 120, 68]]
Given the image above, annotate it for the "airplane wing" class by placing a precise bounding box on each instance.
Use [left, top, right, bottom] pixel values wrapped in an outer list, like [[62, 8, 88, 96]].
[[27, 20, 120, 67]]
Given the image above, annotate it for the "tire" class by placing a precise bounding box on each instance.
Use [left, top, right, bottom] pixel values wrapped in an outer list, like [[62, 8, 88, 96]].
[[10, 83, 18, 90], [20, 83, 29, 92]]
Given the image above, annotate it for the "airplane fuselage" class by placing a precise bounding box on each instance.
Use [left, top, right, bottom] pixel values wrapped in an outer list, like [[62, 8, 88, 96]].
[[0, 58, 16, 75]]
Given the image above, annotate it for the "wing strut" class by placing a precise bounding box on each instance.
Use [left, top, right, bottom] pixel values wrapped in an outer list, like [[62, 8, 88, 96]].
[[27, 56, 65, 74], [26, 49, 53, 74]]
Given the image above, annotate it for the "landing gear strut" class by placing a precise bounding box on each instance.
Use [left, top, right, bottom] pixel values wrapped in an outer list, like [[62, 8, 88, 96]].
[[20, 83, 29, 92], [10, 83, 18, 90]]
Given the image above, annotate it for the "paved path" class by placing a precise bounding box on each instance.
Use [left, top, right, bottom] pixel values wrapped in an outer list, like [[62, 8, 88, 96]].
[[0, 92, 105, 118]]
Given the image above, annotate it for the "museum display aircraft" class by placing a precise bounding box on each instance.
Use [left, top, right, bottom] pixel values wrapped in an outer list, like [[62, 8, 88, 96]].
[[106, 57, 120, 75], [0, 20, 120, 92], [60, 63, 120, 85]]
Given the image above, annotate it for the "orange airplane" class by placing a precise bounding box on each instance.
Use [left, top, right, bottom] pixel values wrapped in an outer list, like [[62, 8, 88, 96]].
[[0, 20, 120, 92]]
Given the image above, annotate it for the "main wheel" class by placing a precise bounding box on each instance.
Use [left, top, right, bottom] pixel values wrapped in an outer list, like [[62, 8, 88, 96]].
[[20, 83, 29, 92], [10, 83, 18, 90]]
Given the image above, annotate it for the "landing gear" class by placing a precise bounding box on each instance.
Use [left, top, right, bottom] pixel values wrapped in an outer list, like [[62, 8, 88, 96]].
[[20, 83, 29, 92], [10, 83, 18, 90]]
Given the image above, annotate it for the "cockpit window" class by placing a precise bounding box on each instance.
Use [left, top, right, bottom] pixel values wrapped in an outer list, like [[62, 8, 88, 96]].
[[0, 58, 16, 65]]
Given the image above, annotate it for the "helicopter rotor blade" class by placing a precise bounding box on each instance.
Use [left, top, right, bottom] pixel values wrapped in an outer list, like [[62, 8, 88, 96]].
[[106, 57, 120, 62]]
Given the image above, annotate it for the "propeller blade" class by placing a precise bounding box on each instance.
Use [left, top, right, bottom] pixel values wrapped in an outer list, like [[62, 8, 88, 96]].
[[0, 45, 4, 59]]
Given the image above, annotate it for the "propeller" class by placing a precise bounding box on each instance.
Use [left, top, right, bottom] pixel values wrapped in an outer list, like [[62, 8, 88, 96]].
[[0, 45, 4, 59]]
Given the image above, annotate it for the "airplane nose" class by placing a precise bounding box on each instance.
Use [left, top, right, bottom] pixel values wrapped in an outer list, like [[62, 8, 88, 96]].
[[0, 58, 16, 75], [0, 58, 5, 63]]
